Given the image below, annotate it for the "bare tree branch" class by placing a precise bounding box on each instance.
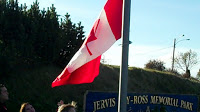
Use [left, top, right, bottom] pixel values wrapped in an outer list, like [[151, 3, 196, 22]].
[[174, 49, 198, 74]]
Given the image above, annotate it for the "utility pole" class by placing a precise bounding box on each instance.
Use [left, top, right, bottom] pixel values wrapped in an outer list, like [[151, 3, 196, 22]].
[[171, 38, 176, 71], [171, 35, 190, 72]]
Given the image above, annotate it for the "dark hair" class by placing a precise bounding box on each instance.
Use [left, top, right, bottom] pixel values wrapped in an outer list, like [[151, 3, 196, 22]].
[[0, 84, 5, 88], [61, 105, 74, 112], [0, 84, 5, 94]]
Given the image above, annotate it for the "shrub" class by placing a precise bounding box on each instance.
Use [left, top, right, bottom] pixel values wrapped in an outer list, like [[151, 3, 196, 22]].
[[165, 68, 180, 75], [145, 59, 166, 71]]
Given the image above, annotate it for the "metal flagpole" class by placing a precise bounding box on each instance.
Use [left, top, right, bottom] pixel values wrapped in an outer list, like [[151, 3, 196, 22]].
[[118, 0, 131, 111]]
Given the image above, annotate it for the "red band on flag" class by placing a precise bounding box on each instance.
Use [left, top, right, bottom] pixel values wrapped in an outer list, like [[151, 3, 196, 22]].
[[52, 56, 101, 87], [104, 0, 123, 40]]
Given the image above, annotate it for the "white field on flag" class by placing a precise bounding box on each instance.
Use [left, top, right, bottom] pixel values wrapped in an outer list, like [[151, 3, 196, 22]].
[[66, 10, 117, 73]]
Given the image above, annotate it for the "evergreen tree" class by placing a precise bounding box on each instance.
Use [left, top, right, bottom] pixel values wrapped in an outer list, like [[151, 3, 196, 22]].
[[57, 13, 85, 66], [0, 0, 85, 74]]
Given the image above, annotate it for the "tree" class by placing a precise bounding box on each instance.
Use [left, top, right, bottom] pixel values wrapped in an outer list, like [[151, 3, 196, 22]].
[[174, 50, 198, 78], [0, 0, 85, 69], [145, 59, 166, 71], [57, 13, 85, 66], [197, 69, 200, 80]]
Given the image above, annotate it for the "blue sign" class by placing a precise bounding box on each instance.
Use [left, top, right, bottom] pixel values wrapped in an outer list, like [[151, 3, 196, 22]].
[[84, 91, 199, 112]]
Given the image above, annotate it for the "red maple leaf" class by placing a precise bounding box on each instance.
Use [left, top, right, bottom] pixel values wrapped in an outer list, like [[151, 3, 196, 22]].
[[86, 19, 100, 55]]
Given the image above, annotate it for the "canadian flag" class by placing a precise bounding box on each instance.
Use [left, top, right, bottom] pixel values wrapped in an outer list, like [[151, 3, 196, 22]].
[[52, 0, 123, 87]]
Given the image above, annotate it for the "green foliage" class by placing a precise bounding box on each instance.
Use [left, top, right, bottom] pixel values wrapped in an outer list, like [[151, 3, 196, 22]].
[[57, 13, 84, 66], [145, 59, 166, 71], [0, 0, 85, 75]]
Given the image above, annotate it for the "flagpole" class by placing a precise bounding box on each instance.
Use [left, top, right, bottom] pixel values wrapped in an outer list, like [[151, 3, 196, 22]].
[[118, 0, 131, 111]]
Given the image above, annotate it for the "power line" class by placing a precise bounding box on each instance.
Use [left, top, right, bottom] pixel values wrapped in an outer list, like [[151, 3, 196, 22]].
[[134, 46, 173, 56]]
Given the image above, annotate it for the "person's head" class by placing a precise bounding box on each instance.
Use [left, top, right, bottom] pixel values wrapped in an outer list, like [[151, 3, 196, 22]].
[[0, 84, 9, 103], [58, 101, 77, 112], [20, 102, 35, 112]]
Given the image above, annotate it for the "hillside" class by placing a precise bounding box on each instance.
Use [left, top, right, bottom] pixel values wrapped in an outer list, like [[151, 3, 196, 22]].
[[1, 64, 200, 112]]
